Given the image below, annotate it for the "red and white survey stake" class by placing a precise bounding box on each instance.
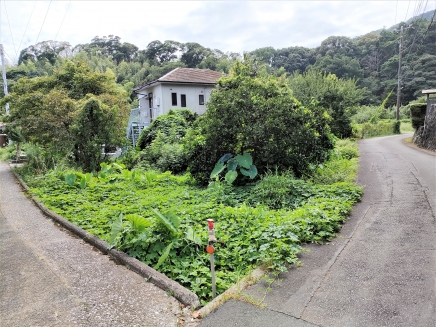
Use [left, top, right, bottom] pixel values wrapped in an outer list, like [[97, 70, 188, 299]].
[[206, 219, 217, 299]]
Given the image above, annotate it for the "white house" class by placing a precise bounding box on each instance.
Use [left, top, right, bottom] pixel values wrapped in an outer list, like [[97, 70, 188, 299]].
[[126, 68, 223, 146]]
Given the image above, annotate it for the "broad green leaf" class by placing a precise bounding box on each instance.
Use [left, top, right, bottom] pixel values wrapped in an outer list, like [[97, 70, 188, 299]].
[[218, 153, 233, 163], [122, 169, 131, 179], [108, 213, 123, 247], [152, 208, 178, 234], [112, 163, 125, 172], [64, 173, 76, 186], [225, 170, 238, 184], [154, 242, 173, 269], [125, 214, 152, 232], [84, 173, 92, 183], [240, 165, 258, 179], [185, 226, 202, 246], [227, 158, 238, 171], [79, 178, 86, 189], [210, 162, 225, 178], [235, 152, 252, 169]]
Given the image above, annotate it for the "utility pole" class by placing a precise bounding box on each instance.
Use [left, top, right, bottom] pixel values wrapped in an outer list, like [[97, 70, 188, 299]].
[[396, 25, 404, 121], [0, 44, 9, 115]]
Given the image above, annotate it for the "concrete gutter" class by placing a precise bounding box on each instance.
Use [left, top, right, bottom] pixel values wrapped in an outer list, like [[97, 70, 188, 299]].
[[11, 168, 201, 309]]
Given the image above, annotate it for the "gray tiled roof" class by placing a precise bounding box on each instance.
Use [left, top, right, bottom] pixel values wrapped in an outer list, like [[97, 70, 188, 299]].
[[134, 68, 223, 90]]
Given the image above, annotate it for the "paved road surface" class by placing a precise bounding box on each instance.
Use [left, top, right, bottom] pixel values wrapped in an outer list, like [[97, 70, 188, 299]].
[[200, 134, 436, 327], [0, 162, 186, 327]]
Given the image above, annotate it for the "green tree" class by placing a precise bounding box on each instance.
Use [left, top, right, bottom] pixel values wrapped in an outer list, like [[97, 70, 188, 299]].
[[181, 42, 212, 68], [188, 57, 334, 184], [288, 69, 364, 138], [73, 97, 118, 172], [312, 55, 363, 80], [1, 60, 130, 170]]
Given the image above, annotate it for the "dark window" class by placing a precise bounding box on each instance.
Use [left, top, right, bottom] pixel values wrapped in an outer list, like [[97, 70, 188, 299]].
[[172, 93, 177, 106], [181, 94, 186, 107], [199, 94, 204, 105]]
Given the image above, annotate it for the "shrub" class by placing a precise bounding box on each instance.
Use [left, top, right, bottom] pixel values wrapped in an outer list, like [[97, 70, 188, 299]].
[[288, 68, 364, 138], [409, 103, 427, 130], [188, 57, 334, 184], [118, 146, 141, 170], [334, 139, 359, 160], [247, 171, 312, 209], [309, 158, 358, 184], [139, 132, 188, 173], [137, 108, 197, 149]]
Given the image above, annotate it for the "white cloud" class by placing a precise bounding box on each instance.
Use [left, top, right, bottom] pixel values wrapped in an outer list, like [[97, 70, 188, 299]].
[[0, 0, 433, 65]]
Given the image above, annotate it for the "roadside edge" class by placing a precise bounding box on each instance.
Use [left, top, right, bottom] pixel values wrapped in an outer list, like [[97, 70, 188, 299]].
[[10, 167, 201, 310]]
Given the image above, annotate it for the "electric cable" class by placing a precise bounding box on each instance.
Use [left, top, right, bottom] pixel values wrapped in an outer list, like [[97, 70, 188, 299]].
[[395, 0, 399, 25], [54, 1, 71, 42], [404, 1, 411, 22], [35, 0, 52, 45], [15, 1, 37, 63], [3, 0, 17, 63]]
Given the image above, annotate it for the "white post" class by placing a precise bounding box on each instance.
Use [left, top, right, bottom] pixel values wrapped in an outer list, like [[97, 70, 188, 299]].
[[0, 44, 10, 115]]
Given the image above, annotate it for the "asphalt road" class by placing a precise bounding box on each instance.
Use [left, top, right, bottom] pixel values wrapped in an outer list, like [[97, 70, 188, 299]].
[[200, 134, 436, 327], [0, 162, 188, 327]]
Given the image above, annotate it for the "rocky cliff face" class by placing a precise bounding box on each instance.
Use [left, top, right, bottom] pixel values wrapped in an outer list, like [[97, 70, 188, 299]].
[[413, 103, 436, 151]]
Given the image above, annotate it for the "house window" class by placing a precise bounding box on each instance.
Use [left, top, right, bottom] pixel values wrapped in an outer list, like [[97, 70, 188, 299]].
[[181, 94, 186, 107], [172, 93, 177, 106], [199, 94, 204, 105]]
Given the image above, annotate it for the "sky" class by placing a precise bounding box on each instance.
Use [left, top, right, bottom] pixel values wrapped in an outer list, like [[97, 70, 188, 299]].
[[0, 0, 435, 65]]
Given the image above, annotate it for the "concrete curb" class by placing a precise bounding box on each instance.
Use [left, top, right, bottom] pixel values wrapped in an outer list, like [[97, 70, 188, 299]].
[[193, 266, 266, 319], [10, 168, 201, 309]]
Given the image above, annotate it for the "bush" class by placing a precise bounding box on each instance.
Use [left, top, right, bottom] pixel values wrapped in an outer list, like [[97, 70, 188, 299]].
[[118, 146, 141, 170], [334, 139, 359, 160], [410, 103, 427, 130], [137, 109, 197, 149], [309, 158, 359, 184], [0, 144, 15, 161], [352, 120, 401, 138], [351, 105, 396, 123], [139, 132, 188, 173], [188, 58, 334, 184], [393, 121, 401, 134], [247, 171, 312, 209], [288, 69, 364, 138]]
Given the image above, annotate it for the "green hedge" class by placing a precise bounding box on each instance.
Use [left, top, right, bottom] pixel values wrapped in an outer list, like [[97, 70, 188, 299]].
[[410, 103, 427, 130]]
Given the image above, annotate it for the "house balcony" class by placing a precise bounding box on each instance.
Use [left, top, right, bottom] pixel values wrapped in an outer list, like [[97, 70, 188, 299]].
[[126, 107, 159, 147]]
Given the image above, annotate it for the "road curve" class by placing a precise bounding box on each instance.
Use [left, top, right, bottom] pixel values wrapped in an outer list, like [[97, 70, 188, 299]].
[[200, 134, 436, 327]]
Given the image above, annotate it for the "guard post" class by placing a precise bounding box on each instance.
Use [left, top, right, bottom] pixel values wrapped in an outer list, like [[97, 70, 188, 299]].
[[206, 219, 217, 299]]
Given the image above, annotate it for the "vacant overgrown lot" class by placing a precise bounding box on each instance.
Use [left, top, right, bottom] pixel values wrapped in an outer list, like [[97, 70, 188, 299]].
[[17, 139, 361, 304]]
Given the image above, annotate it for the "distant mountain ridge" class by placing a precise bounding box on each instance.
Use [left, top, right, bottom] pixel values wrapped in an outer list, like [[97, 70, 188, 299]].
[[371, 9, 435, 34]]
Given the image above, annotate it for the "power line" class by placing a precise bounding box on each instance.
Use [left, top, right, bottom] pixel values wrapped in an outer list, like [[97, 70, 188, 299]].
[[3, 0, 17, 63], [3, 48, 14, 66], [35, 0, 52, 45], [404, 1, 411, 22], [15, 1, 37, 62], [54, 1, 71, 42], [395, 0, 399, 25]]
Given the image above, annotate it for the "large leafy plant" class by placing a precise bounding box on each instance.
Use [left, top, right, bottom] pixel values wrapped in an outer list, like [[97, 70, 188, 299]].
[[210, 152, 258, 184]]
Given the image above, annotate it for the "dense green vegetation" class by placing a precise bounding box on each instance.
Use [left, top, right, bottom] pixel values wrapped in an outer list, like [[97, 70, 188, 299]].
[[3, 10, 433, 305], [15, 138, 361, 304], [0, 61, 130, 172], [1, 10, 435, 110]]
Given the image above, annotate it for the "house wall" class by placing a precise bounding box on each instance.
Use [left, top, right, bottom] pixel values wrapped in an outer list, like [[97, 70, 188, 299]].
[[138, 84, 163, 123], [136, 83, 215, 122], [160, 83, 214, 115]]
